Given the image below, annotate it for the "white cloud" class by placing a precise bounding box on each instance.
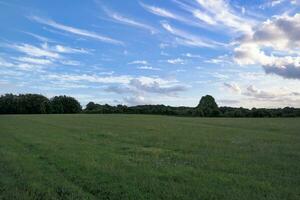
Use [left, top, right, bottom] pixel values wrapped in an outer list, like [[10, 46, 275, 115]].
[[10, 43, 60, 58], [234, 13, 300, 79], [29, 16, 123, 45], [224, 82, 241, 94], [205, 55, 232, 64], [14, 57, 52, 65], [141, 3, 178, 19], [0, 56, 44, 71], [129, 79, 187, 95], [161, 22, 222, 48], [140, 2, 206, 28], [0, 58, 14, 67], [106, 78, 187, 97], [52, 44, 89, 54], [59, 60, 81, 66], [194, 0, 255, 33], [172, 0, 255, 34], [5, 42, 86, 69], [44, 73, 177, 85], [211, 72, 229, 80], [137, 66, 161, 71], [167, 58, 184, 64], [259, 0, 287, 9], [16, 63, 43, 71], [183, 53, 202, 58], [23, 31, 56, 43], [104, 9, 157, 34], [193, 10, 217, 25], [46, 74, 132, 84], [128, 60, 148, 65], [243, 85, 300, 101], [123, 95, 150, 106]]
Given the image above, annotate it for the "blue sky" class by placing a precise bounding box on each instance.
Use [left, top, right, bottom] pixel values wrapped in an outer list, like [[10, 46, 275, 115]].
[[1, 0, 300, 108]]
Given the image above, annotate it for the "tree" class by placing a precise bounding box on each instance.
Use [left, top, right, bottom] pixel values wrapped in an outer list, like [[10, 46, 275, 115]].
[[0, 94, 50, 114], [50, 96, 82, 114], [17, 94, 50, 114], [86, 102, 97, 111], [196, 95, 220, 117], [0, 94, 17, 114]]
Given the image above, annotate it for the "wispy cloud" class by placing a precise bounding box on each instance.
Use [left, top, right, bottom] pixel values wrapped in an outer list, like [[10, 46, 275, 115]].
[[4, 42, 86, 70], [103, 8, 157, 34], [137, 66, 161, 71], [140, 2, 206, 29], [161, 22, 223, 48], [193, 0, 255, 33], [9, 43, 60, 58], [167, 58, 185, 64], [22, 31, 56, 43], [172, 0, 255, 34], [44, 43, 90, 54], [128, 60, 148, 65], [105, 78, 187, 98], [224, 82, 241, 94], [182, 53, 202, 58], [14, 57, 53, 65], [29, 16, 123, 45]]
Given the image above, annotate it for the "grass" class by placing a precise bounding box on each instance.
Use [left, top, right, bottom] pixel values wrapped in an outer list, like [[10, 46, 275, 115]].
[[0, 114, 299, 200]]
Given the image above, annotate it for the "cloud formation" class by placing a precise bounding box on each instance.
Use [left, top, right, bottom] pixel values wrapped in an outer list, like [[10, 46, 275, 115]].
[[104, 9, 157, 34], [104, 77, 188, 97], [234, 13, 300, 79], [173, 0, 255, 33], [161, 22, 222, 48], [29, 16, 123, 45], [224, 82, 241, 94]]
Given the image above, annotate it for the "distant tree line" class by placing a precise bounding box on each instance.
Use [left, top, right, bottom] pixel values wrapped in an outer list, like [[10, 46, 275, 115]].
[[84, 95, 300, 117], [0, 94, 81, 114], [0, 94, 299, 117]]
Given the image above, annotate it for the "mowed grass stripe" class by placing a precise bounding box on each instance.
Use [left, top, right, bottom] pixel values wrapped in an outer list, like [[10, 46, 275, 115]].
[[0, 114, 299, 199]]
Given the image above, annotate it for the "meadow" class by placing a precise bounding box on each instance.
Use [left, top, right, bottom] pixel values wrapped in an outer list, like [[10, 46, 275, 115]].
[[0, 114, 299, 199]]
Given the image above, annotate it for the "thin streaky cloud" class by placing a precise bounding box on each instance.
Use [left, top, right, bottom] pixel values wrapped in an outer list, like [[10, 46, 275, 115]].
[[103, 8, 158, 34], [137, 66, 161, 71], [172, 0, 255, 34], [14, 57, 53, 65], [161, 22, 224, 48], [140, 2, 206, 29], [9, 43, 60, 58], [29, 16, 124, 45], [194, 0, 255, 33], [128, 60, 148, 65], [22, 31, 56, 43]]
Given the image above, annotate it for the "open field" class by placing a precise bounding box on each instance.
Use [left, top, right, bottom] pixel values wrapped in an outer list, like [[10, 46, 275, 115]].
[[0, 114, 299, 200]]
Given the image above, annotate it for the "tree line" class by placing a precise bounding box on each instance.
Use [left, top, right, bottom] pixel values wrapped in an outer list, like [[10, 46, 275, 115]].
[[0, 94, 81, 114], [85, 95, 300, 117], [0, 93, 299, 117]]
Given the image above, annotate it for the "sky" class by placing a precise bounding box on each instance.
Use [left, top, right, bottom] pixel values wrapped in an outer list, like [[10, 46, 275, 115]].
[[0, 0, 300, 108]]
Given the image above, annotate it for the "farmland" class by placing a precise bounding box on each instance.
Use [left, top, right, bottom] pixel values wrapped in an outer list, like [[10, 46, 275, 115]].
[[0, 114, 299, 199]]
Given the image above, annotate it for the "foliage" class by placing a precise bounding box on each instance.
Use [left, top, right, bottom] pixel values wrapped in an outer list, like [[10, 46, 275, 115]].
[[1, 93, 300, 117], [0, 94, 50, 114], [50, 95, 82, 114], [0, 94, 81, 114], [196, 95, 220, 117]]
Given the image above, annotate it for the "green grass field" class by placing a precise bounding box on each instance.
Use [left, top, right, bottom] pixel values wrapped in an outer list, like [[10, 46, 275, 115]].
[[0, 114, 299, 200]]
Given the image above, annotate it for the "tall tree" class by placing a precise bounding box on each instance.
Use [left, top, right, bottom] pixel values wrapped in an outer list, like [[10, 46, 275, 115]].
[[196, 95, 220, 117], [50, 96, 82, 114]]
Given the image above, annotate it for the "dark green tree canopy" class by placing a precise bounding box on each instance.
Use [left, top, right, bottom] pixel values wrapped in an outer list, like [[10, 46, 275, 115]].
[[196, 95, 220, 117], [50, 95, 82, 114], [0, 94, 50, 114], [1, 93, 300, 117]]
